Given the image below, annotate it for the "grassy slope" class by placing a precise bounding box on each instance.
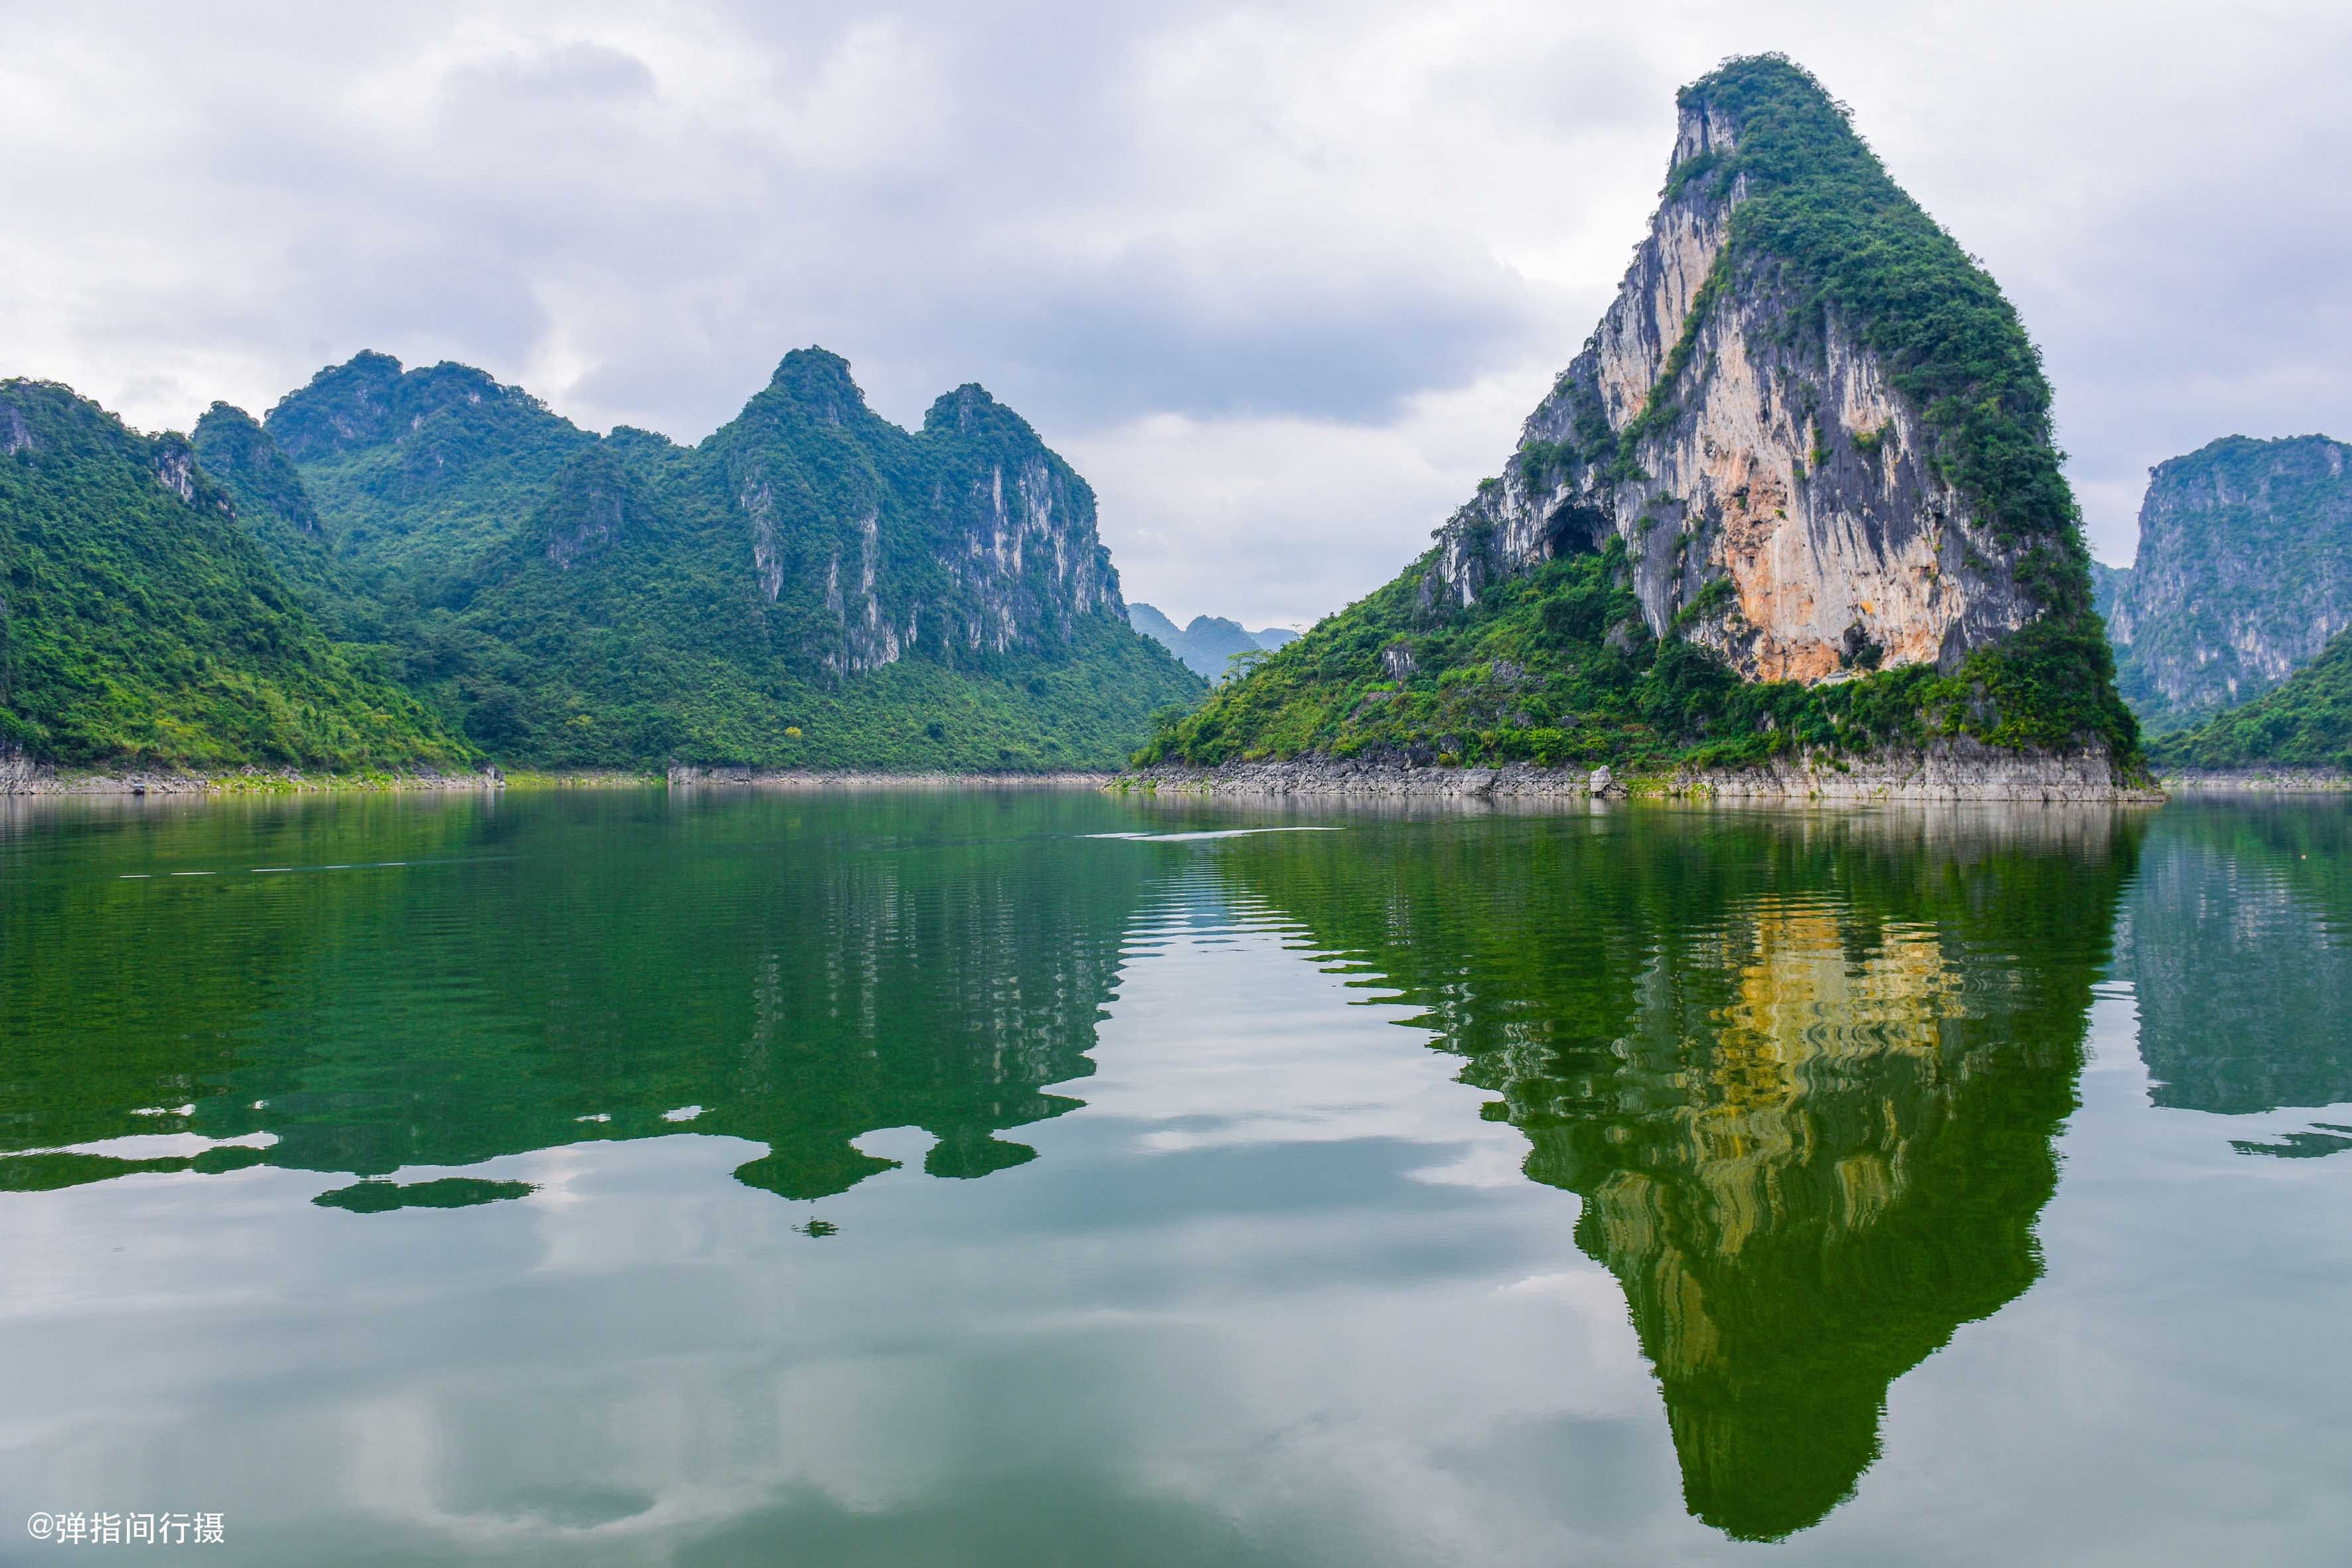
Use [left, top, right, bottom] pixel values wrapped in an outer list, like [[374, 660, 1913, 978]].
[[1141, 540, 1991, 771], [0, 380, 469, 769], [2148, 626, 2352, 771], [1140, 55, 2133, 773]]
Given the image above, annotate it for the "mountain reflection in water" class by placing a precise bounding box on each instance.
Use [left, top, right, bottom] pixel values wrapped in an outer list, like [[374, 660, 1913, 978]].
[[2113, 799, 2352, 1116], [9, 791, 2347, 1559], [0, 791, 1141, 1199], [1202, 805, 2140, 1540]]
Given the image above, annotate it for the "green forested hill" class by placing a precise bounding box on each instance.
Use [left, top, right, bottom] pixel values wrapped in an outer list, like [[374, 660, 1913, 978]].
[[253, 348, 1199, 771], [2149, 626, 2352, 772], [0, 380, 469, 769], [265, 351, 598, 590], [3, 350, 1194, 775]]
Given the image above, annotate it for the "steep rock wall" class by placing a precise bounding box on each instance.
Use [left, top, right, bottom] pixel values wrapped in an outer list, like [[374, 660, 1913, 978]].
[[1428, 98, 2033, 683], [708, 353, 1129, 680], [2107, 434, 2352, 728]]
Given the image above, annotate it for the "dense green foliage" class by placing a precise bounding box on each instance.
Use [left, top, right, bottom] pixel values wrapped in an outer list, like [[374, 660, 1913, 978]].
[[0, 381, 469, 769], [267, 352, 599, 592], [259, 349, 1199, 771], [1137, 538, 2122, 770], [1141, 54, 2134, 773], [2148, 625, 2352, 771], [4, 349, 1193, 773], [189, 402, 374, 635]]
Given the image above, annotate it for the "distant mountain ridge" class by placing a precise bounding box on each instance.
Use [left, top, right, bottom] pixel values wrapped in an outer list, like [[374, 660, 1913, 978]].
[[1127, 603, 1297, 680], [2100, 433, 2352, 734], [2, 351, 1200, 777]]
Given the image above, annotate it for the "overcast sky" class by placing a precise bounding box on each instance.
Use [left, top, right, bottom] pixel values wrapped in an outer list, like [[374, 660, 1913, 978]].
[[5, 1, 2348, 627]]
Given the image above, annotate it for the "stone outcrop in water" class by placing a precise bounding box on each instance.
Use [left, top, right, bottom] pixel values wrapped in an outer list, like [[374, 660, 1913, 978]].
[[1129, 56, 2137, 795]]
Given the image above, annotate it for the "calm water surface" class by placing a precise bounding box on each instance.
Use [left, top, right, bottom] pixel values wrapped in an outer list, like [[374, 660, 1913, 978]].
[[2, 789, 2348, 1565]]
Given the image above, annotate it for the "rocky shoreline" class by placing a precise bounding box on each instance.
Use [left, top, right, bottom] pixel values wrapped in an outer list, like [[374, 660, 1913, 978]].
[[1120, 739, 2163, 804], [0, 749, 508, 797], [7, 747, 2221, 803], [667, 766, 1115, 790], [2159, 767, 2352, 792]]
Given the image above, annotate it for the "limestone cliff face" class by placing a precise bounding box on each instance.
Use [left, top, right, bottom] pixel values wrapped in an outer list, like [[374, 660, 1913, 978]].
[[921, 383, 1125, 661], [708, 351, 1128, 680], [2106, 434, 2352, 730], [1429, 96, 2036, 682]]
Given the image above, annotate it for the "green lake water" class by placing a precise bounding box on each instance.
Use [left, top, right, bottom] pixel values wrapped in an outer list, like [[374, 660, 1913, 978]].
[[2, 788, 2347, 1565]]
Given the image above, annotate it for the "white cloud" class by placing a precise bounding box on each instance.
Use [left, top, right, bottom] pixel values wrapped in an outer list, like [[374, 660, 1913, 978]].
[[2, 0, 2347, 602], [1067, 363, 1555, 629]]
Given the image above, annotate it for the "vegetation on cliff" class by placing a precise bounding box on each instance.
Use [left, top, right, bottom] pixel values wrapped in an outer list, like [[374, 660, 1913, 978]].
[[1675, 58, 2081, 567], [1138, 56, 2134, 773], [0, 380, 469, 770], [2148, 625, 2352, 772]]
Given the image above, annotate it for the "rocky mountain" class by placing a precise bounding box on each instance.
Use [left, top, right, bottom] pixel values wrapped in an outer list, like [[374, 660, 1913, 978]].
[[232, 348, 1200, 771], [1127, 603, 1297, 680], [1137, 56, 2134, 785], [2102, 434, 2352, 733], [0, 379, 467, 770], [2090, 560, 2131, 625]]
